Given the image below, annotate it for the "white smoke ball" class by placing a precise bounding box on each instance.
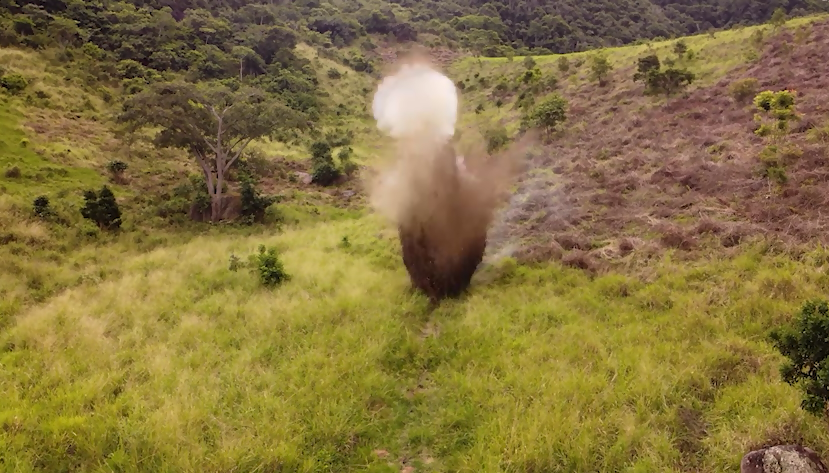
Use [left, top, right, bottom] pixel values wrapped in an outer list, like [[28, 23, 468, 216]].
[[372, 63, 458, 141]]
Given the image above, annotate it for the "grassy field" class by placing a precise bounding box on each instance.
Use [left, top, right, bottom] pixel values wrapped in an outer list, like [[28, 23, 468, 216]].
[[3, 14, 829, 473], [4, 215, 829, 471]]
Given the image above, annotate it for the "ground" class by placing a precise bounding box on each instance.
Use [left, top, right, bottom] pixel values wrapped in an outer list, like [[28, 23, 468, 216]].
[[2, 14, 829, 473]]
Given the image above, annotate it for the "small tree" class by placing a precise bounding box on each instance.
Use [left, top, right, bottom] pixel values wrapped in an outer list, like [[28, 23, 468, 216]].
[[557, 56, 570, 74], [523, 93, 568, 136], [310, 141, 340, 186], [645, 68, 695, 96], [673, 40, 688, 57], [119, 82, 303, 222], [249, 244, 290, 287], [239, 173, 276, 224], [81, 186, 122, 230], [770, 8, 787, 28], [771, 299, 829, 415], [590, 55, 612, 86], [522, 56, 537, 70], [633, 54, 661, 83], [106, 160, 128, 183]]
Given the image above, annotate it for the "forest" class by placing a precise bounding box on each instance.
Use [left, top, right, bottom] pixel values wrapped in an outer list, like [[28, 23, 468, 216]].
[[2, 0, 828, 65]]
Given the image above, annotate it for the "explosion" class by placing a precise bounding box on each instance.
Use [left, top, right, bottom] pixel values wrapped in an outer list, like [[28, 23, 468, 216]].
[[369, 56, 524, 301]]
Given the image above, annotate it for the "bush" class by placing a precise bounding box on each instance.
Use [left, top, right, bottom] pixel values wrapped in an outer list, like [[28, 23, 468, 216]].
[[590, 55, 612, 85], [522, 56, 537, 70], [633, 54, 661, 82], [729, 78, 759, 103], [33, 195, 52, 219], [239, 174, 277, 224], [523, 93, 568, 134], [4, 166, 21, 178], [673, 40, 688, 56], [485, 126, 510, 153], [557, 56, 570, 74], [0, 73, 28, 94], [249, 244, 290, 287], [327, 68, 342, 80], [475, 103, 485, 114], [337, 146, 357, 176], [771, 299, 829, 415], [310, 141, 340, 186], [80, 185, 122, 230], [644, 68, 695, 96], [753, 89, 798, 138]]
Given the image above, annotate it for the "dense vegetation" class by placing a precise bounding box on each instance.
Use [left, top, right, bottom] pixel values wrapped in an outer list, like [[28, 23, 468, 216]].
[[4, 0, 829, 468], [2, 0, 828, 67]]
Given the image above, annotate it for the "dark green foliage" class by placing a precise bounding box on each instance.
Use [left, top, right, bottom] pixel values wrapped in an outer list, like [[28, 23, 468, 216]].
[[239, 174, 276, 224], [522, 56, 536, 70], [643, 68, 695, 96], [633, 54, 660, 82], [32, 195, 53, 219], [106, 160, 128, 181], [0, 73, 28, 94], [523, 93, 568, 134], [80, 185, 122, 231], [475, 103, 485, 114], [771, 300, 829, 415], [249, 244, 290, 287], [327, 68, 342, 80], [673, 40, 688, 56], [310, 141, 340, 186]]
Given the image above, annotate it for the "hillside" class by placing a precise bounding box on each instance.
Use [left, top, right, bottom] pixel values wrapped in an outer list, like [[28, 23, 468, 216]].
[[4, 2, 829, 472]]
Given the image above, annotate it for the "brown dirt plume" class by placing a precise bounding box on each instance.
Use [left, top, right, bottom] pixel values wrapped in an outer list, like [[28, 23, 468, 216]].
[[367, 55, 528, 300]]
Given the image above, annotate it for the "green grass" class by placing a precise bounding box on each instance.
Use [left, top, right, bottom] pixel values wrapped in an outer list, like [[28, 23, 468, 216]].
[[2, 213, 829, 471], [4, 16, 829, 473]]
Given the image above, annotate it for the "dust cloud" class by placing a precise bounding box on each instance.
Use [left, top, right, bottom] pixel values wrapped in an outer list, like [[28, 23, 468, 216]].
[[366, 53, 530, 300]]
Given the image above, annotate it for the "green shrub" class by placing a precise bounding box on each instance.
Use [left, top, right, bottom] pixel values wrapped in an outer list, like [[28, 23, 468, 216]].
[[485, 126, 510, 153], [106, 160, 128, 182], [337, 146, 358, 176], [589, 54, 612, 85], [310, 141, 340, 186], [33, 195, 52, 219], [327, 68, 342, 79], [522, 56, 537, 70], [557, 56, 570, 74], [80, 185, 122, 230], [673, 40, 688, 56], [633, 54, 660, 82], [523, 93, 568, 134], [729, 78, 759, 103], [239, 174, 277, 224], [753, 89, 798, 138], [771, 299, 829, 415], [643, 68, 695, 96], [4, 166, 21, 178], [249, 245, 290, 287], [475, 103, 485, 114], [0, 73, 28, 94]]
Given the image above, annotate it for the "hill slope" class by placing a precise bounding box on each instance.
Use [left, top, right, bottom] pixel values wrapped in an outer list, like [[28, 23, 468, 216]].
[[3, 7, 829, 473]]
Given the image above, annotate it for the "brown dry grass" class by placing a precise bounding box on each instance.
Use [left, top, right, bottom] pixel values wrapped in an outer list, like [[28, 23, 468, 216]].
[[494, 19, 829, 267]]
